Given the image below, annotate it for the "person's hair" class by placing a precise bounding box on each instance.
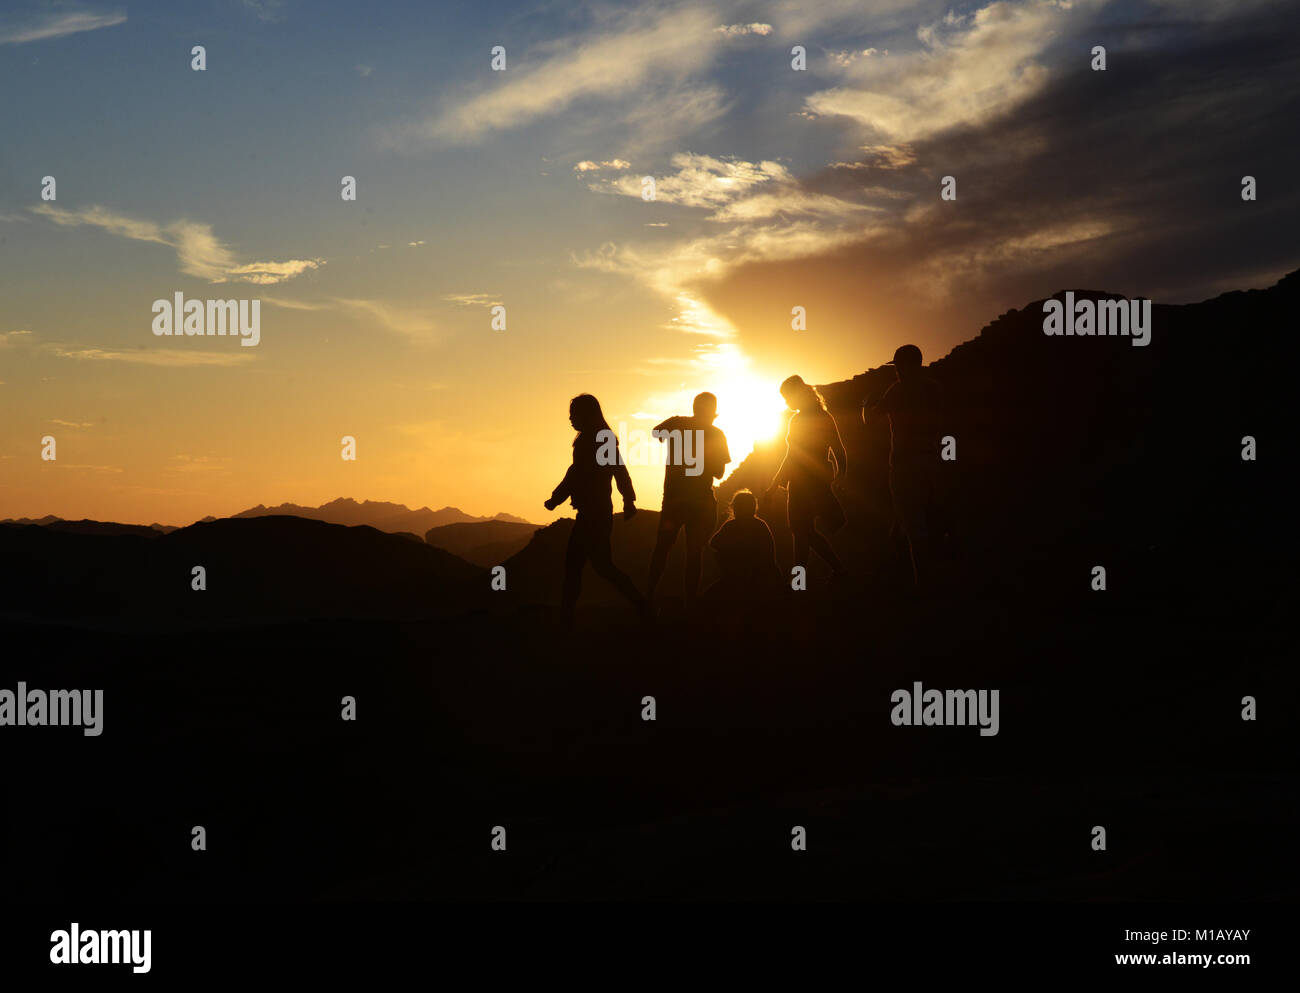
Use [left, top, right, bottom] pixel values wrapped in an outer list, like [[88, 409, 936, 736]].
[[569, 393, 611, 441], [693, 391, 718, 418], [780, 374, 827, 412], [730, 489, 757, 518]]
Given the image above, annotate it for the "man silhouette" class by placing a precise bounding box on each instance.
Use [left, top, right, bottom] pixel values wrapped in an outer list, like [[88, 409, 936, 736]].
[[863, 344, 943, 589], [647, 392, 731, 605]]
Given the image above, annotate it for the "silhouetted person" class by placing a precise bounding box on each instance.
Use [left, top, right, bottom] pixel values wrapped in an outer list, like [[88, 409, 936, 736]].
[[863, 344, 942, 589], [707, 489, 779, 600], [646, 392, 731, 604], [544, 394, 648, 627], [767, 375, 846, 579]]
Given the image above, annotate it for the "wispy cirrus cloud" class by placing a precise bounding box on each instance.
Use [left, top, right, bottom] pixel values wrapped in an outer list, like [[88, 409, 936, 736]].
[[261, 295, 332, 312], [828, 48, 885, 68], [442, 293, 500, 308], [714, 23, 771, 37], [578, 217, 873, 287], [46, 345, 252, 367], [225, 259, 324, 285], [0, 7, 125, 45], [266, 295, 442, 341], [831, 144, 917, 171], [708, 189, 878, 223], [574, 159, 632, 173], [390, 5, 766, 147], [583, 153, 873, 222], [584, 153, 790, 209], [335, 298, 438, 341], [30, 204, 323, 285], [0, 329, 34, 347]]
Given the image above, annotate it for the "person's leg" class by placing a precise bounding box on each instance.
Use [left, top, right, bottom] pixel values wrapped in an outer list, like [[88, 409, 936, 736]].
[[891, 465, 926, 589], [888, 467, 909, 586], [560, 518, 589, 624], [807, 527, 844, 573], [822, 489, 847, 534], [813, 485, 846, 574], [647, 513, 680, 601], [589, 517, 646, 606], [788, 485, 812, 573], [682, 503, 713, 601], [907, 474, 933, 589], [683, 530, 704, 600]]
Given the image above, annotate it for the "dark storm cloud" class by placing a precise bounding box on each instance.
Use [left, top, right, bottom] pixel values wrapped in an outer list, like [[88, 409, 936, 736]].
[[701, 0, 1300, 363]]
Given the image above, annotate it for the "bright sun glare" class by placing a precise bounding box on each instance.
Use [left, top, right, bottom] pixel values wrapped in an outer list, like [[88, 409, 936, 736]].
[[712, 375, 786, 471], [648, 322, 787, 477]]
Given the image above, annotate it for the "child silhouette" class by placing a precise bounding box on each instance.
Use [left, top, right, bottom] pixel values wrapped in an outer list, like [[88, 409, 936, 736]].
[[707, 490, 779, 600]]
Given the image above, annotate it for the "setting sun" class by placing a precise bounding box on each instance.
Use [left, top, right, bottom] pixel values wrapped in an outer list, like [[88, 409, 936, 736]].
[[712, 374, 787, 469]]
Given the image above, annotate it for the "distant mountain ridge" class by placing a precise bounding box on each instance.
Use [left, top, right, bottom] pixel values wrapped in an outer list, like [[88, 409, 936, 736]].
[[0, 516, 176, 535], [3, 498, 534, 535], [232, 497, 531, 534]]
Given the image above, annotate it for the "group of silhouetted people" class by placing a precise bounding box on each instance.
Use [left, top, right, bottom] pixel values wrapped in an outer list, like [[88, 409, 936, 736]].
[[544, 344, 943, 628]]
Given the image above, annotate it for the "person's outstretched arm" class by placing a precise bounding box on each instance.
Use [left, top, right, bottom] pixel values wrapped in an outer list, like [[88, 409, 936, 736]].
[[863, 383, 895, 426], [652, 414, 682, 436], [614, 459, 637, 519], [768, 421, 793, 490], [545, 464, 575, 510], [829, 417, 848, 480], [769, 450, 789, 490]]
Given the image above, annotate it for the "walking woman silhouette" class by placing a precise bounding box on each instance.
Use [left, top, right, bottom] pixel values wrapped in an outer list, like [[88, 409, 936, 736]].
[[544, 394, 649, 627]]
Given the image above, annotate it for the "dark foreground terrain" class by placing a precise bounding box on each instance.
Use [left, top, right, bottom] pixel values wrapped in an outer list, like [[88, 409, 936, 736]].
[[2, 575, 1292, 902]]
